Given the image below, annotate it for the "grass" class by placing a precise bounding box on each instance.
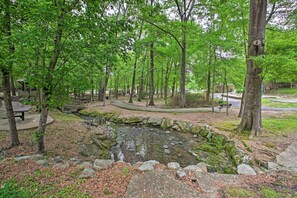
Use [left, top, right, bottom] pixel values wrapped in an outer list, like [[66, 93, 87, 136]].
[[262, 98, 297, 108], [50, 111, 83, 122], [226, 187, 255, 197], [0, 174, 89, 198], [260, 187, 286, 198], [263, 113, 297, 135], [266, 87, 297, 96]]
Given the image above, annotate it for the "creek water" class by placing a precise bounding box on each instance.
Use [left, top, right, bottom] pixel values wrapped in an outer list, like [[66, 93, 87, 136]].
[[110, 124, 201, 167]]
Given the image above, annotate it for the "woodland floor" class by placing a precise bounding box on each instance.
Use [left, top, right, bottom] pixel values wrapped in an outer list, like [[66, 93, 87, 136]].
[[0, 98, 297, 197]]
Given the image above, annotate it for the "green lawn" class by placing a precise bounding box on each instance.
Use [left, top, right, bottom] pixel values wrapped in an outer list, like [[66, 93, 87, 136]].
[[262, 98, 297, 108], [266, 87, 297, 97]]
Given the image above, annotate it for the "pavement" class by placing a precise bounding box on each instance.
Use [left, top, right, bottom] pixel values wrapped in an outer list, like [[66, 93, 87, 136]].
[[111, 94, 297, 113], [111, 100, 220, 113], [0, 113, 54, 131]]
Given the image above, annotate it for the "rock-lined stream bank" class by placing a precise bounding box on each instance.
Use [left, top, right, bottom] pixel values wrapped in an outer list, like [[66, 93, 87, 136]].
[[78, 110, 245, 174]]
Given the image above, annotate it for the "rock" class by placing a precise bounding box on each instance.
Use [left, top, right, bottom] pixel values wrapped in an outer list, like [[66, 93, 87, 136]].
[[197, 162, 208, 173], [78, 168, 94, 179], [167, 162, 180, 170], [15, 154, 43, 161], [176, 170, 187, 178], [237, 164, 256, 175], [53, 162, 69, 169], [242, 155, 250, 164], [69, 158, 81, 164], [147, 117, 162, 126], [36, 159, 48, 166], [94, 127, 104, 135], [193, 135, 198, 138], [267, 162, 279, 170], [161, 118, 174, 129], [276, 141, 297, 170], [82, 161, 93, 168], [164, 149, 171, 155], [184, 165, 203, 173], [93, 159, 114, 170], [52, 156, 62, 163], [138, 160, 159, 171], [171, 142, 175, 146], [179, 141, 183, 145], [174, 121, 190, 132], [165, 130, 171, 134], [163, 145, 169, 149], [126, 171, 200, 198]]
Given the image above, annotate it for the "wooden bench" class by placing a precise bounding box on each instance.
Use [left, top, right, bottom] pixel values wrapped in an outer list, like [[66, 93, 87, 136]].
[[13, 106, 32, 121], [217, 103, 232, 112]]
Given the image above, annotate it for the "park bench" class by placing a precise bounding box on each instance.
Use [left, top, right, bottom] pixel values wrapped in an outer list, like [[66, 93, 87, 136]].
[[217, 103, 232, 112]]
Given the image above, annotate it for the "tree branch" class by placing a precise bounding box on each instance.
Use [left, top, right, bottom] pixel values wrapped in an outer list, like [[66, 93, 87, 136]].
[[266, 2, 276, 24], [139, 17, 183, 49]]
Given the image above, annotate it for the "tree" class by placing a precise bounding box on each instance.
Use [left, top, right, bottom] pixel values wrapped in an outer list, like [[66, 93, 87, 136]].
[[0, 0, 19, 147], [237, 0, 267, 137]]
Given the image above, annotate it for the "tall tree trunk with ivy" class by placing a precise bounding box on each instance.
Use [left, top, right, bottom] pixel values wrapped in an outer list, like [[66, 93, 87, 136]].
[[238, 0, 267, 137]]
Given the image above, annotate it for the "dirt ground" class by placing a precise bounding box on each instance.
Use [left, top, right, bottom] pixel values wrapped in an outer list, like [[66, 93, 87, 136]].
[[0, 99, 297, 197]]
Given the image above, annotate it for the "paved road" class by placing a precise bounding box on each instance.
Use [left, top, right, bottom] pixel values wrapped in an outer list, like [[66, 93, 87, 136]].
[[112, 97, 297, 113], [111, 100, 220, 113], [217, 94, 297, 111]]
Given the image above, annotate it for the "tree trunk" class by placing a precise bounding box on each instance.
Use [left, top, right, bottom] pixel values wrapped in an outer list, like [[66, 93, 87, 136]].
[[102, 65, 109, 106], [164, 61, 171, 105], [36, 88, 48, 153], [2, 69, 19, 146], [179, 29, 186, 108], [129, 57, 137, 103], [137, 66, 145, 102], [10, 75, 16, 96], [98, 78, 104, 101], [1, 0, 19, 147], [149, 42, 155, 106], [206, 69, 211, 102], [238, 0, 267, 137], [211, 48, 216, 112], [171, 63, 177, 97]]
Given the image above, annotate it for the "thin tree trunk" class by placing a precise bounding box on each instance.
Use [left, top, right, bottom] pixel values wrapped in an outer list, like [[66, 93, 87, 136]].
[[1, 0, 19, 147], [164, 61, 171, 105], [171, 63, 177, 97], [2, 70, 19, 146], [211, 47, 216, 112], [206, 68, 211, 102], [10, 75, 16, 96], [149, 42, 155, 106], [36, 88, 48, 153], [129, 57, 137, 103], [179, 29, 186, 107], [160, 68, 164, 98], [103, 65, 109, 106], [238, 0, 267, 137], [137, 65, 145, 102]]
